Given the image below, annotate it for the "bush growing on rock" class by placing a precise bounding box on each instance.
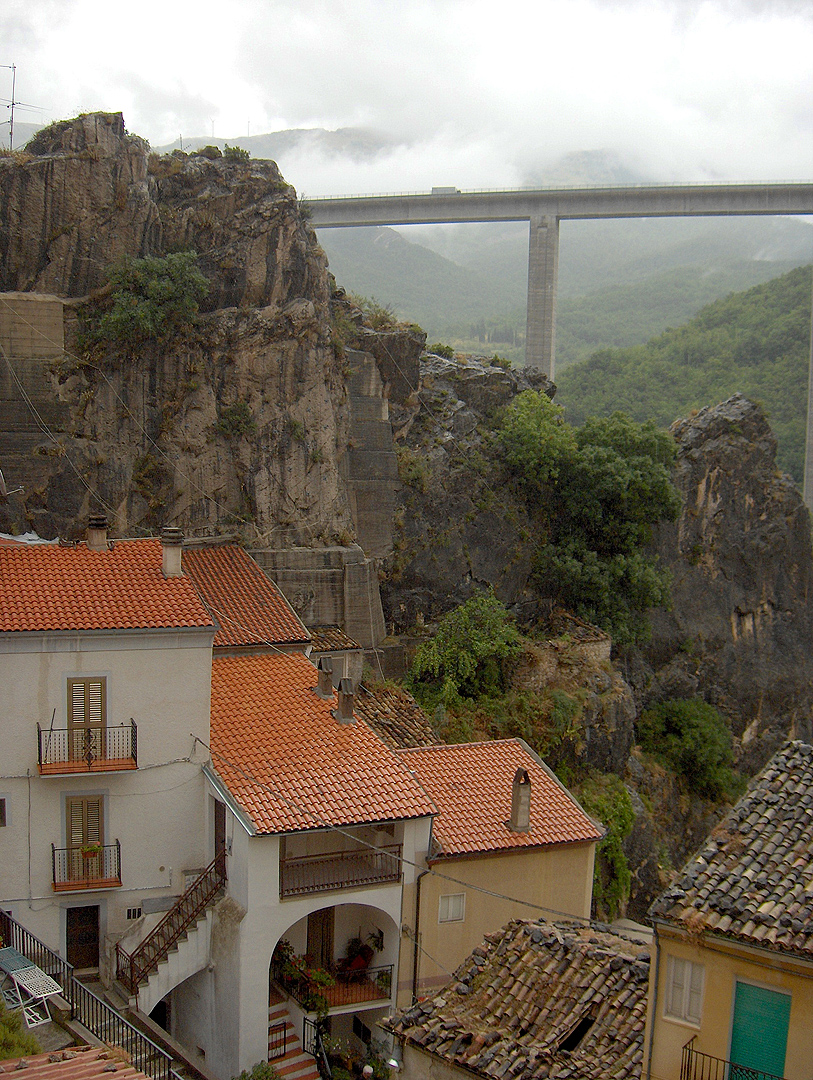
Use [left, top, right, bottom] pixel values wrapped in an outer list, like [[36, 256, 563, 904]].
[[497, 393, 681, 646], [406, 590, 521, 708], [638, 698, 738, 799], [83, 251, 209, 354]]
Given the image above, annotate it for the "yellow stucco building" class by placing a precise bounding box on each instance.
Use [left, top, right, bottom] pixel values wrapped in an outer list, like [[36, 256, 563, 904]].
[[644, 741, 813, 1080], [395, 739, 602, 1003]]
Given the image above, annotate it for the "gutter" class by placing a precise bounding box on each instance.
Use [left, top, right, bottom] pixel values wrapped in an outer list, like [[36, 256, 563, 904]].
[[646, 923, 661, 1080], [412, 868, 430, 1003]]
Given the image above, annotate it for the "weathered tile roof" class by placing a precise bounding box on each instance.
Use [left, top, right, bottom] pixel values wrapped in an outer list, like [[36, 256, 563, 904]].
[[183, 543, 310, 649], [0, 1047, 152, 1080], [399, 740, 602, 857], [0, 539, 213, 633], [649, 740, 813, 956], [210, 653, 435, 833], [354, 683, 441, 750], [387, 918, 650, 1080], [308, 625, 363, 652]]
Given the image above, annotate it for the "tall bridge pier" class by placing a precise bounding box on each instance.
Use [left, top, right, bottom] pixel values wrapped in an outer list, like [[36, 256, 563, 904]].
[[526, 215, 559, 375]]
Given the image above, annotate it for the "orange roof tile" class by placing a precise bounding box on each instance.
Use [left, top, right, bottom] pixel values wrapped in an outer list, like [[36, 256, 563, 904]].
[[0, 1047, 152, 1080], [0, 539, 213, 633], [183, 544, 310, 649], [210, 653, 435, 833], [399, 740, 602, 857]]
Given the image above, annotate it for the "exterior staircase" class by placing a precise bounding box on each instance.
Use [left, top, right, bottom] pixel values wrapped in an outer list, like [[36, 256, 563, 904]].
[[115, 852, 226, 1015], [268, 988, 320, 1080]]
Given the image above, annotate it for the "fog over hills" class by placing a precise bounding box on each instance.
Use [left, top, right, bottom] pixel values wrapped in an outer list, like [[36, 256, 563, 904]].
[[12, 122, 813, 366]]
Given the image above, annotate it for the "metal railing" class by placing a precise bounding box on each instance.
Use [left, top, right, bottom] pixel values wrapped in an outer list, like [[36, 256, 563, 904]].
[[0, 910, 181, 1080], [303, 1017, 333, 1080], [38, 722, 137, 771], [274, 954, 393, 1011], [280, 844, 401, 897], [681, 1037, 787, 1080], [52, 842, 122, 889], [268, 1019, 287, 1060], [116, 851, 226, 994]]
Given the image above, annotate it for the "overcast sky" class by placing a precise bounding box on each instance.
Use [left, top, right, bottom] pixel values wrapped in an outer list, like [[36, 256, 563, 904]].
[[3, 0, 813, 195]]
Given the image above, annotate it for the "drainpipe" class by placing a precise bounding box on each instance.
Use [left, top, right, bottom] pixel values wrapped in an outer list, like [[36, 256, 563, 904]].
[[412, 869, 429, 1003], [646, 923, 661, 1080]]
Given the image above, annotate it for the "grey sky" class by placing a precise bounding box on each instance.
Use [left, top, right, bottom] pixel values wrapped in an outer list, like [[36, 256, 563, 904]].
[[2, 0, 812, 195]]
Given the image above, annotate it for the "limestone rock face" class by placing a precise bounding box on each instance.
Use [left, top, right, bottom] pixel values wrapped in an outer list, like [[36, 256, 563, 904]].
[[639, 394, 813, 770], [381, 353, 552, 629], [0, 114, 353, 544]]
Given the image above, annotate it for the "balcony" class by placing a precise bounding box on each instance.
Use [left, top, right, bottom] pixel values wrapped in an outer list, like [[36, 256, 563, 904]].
[[280, 844, 401, 898], [272, 951, 393, 1012], [52, 842, 122, 891], [37, 722, 137, 775], [681, 1037, 787, 1080]]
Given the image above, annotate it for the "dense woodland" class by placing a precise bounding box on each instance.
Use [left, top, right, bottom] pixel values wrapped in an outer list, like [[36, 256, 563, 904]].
[[555, 265, 813, 481]]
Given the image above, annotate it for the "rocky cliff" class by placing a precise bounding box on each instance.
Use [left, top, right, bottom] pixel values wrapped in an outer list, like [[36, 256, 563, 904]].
[[0, 113, 357, 545]]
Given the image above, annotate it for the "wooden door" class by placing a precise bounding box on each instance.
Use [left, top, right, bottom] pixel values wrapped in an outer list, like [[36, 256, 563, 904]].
[[307, 908, 335, 969], [66, 905, 99, 969], [68, 678, 106, 762], [67, 795, 103, 881]]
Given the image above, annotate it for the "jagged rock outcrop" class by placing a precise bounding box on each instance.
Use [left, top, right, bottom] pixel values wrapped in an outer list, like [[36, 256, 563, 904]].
[[381, 352, 552, 628], [637, 393, 813, 772], [0, 114, 356, 544]]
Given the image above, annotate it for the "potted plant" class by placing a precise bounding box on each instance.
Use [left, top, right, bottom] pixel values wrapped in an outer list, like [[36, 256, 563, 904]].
[[80, 841, 102, 859]]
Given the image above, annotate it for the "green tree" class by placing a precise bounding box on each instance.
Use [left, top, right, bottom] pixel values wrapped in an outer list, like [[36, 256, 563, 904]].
[[497, 397, 680, 645], [406, 590, 521, 707], [86, 251, 209, 353], [576, 772, 634, 921], [638, 698, 738, 799]]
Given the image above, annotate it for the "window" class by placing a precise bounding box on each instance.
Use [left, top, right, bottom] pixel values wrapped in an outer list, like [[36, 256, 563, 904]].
[[67, 678, 106, 761], [665, 956, 704, 1025], [439, 893, 465, 923]]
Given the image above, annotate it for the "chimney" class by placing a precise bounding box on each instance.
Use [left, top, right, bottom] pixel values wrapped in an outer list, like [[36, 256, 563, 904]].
[[509, 768, 531, 833], [87, 514, 109, 552], [161, 526, 184, 577], [333, 678, 356, 725], [315, 657, 334, 699]]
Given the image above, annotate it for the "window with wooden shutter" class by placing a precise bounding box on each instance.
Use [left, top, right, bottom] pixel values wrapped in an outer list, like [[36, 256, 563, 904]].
[[68, 678, 106, 762]]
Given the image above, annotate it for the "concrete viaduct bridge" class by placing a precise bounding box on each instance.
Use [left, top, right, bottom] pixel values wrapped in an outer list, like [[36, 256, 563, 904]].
[[305, 181, 813, 504]]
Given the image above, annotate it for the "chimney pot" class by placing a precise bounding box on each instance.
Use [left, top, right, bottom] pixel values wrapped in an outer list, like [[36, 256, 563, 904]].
[[161, 526, 184, 577], [315, 657, 334, 699], [87, 515, 109, 552], [333, 677, 356, 725], [510, 767, 531, 833]]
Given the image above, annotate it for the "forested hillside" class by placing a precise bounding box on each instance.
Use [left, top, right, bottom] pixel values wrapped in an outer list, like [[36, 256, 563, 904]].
[[555, 265, 813, 482]]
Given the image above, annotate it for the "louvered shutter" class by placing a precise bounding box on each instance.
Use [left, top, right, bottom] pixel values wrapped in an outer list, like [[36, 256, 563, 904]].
[[68, 678, 106, 760], [66, 796, 104, 881]]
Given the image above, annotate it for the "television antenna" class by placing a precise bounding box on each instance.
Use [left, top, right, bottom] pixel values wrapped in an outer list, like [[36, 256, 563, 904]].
[[1, 64, 44, 150], [0, 468, 23, 498]]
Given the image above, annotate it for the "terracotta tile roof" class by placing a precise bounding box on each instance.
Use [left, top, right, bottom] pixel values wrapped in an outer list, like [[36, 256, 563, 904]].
[[0, 539, 213, 633], [399, 740, 602, 858], [387, 918, 650, 1080], [308, 625, 363, 652], [183, 543, 310, 649], [0, 1047, 152, 1080], [650, 740, 813, 956], [354, 683, 441, 750], [210, 653, 435, 833]]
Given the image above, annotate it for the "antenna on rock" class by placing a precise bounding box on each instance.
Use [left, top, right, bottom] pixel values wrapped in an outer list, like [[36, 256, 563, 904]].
[[1, 64, 43, 151], [0, 467, 23, 498]]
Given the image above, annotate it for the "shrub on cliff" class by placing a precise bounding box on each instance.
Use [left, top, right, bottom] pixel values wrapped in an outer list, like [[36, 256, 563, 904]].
[[638, 698, 738, 799], [497, 393, 680, 645], [83, 251, 209, 354], [406, 590, 520, 708]]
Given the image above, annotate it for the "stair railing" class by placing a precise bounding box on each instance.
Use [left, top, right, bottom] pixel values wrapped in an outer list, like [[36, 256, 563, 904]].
[[116, 850, 226, 995]]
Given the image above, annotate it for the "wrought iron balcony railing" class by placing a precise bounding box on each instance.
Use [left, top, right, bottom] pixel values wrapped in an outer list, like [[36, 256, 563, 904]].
[[52, 841, 122, 891], [273, 953, 393, 1011], [681, 1037, 787, 1080], [38, 722, 137, 773], [280, 844, 402, 897]]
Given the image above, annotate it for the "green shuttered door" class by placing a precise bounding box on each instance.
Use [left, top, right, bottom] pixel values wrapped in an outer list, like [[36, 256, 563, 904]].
[[730, 981, 790, 1080]]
